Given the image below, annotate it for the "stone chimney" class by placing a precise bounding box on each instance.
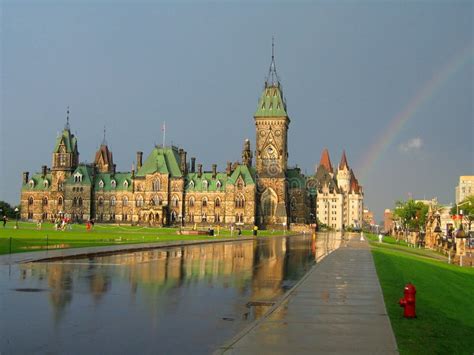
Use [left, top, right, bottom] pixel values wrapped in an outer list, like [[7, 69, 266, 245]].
[[179, 149, 187, 174], [136, 152, 143, 170], [197, 164, 202, 178], [42, 165, 47, 177], [212, 164, 217, 179], [23, 172, 29, 184], [226, 162, 232, 176], [191, 157, 196, 173], [113, 164, 117, 174]]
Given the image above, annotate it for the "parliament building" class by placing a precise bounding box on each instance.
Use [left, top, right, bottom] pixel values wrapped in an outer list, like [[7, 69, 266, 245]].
[[20, 52, 363, 230]]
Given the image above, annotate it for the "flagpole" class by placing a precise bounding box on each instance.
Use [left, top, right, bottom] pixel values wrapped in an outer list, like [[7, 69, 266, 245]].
[[162, 121, 166, 148]]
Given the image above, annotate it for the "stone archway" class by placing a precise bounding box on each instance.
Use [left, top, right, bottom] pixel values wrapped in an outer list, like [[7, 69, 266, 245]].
[[261, 188, 278, 224]]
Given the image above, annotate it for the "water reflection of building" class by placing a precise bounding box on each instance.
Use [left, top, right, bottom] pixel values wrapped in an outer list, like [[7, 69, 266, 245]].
[[21, 235, 326, 325]]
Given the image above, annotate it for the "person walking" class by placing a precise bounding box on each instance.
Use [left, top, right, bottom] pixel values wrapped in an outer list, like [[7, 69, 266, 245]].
[[2, 215, 7, 228], [253, 225, 258, 237]]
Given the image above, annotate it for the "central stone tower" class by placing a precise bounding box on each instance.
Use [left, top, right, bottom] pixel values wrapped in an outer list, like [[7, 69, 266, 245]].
[[254, 41, 290, 227]]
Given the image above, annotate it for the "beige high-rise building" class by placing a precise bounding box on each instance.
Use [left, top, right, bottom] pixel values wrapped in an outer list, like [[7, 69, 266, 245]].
[[455, 176, 474, 204]]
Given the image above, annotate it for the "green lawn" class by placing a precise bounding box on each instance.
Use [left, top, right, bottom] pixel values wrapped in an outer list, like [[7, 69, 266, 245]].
[[0, 221, 291, 255], [369, 234, 474, 354]]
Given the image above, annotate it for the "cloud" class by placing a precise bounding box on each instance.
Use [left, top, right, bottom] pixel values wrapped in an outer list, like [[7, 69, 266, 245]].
[[399, 137, 423, 153]]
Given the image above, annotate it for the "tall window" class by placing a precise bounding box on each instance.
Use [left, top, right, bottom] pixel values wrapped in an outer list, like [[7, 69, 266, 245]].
[[58, 197, 63, 206], [73, 197, 77, 206], [172, 196, 179, 207], [28, 197, 34, 205], [202, 197, 208, 208], [235, 195, 245, 208], [42, 197, 48, 206], [78, 197, 83, 207], [189, 197, 195, 207], [98, 197, 104, 207], [215, 198, 221, 208], [136, 195, 144, 207], [111, 196, 116, 206], [153, 180, 160, 191], [123, 196, 128, 206]]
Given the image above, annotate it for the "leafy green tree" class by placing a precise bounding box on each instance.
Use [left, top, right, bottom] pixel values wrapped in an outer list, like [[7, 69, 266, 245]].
[[0, 201, 19, 219], [393, 199, 428, 232], [450, 196, 474, 230]]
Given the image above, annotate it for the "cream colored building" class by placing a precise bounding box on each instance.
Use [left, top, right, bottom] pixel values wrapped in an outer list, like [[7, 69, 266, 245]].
[[455, 176, 474, 204]]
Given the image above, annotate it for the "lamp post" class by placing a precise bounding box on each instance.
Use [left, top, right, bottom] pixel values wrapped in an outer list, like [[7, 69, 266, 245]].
[[14, 207, 19, 229], [454, 201, 471, 266]]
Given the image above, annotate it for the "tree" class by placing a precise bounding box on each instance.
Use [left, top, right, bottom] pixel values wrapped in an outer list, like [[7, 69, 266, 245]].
[[393, 199, 429, 232], [450, 196, 474, 231], [0, 201, 19, 219]]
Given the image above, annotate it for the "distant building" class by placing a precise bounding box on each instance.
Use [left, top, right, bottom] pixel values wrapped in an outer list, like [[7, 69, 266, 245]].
[[384, 209, 393, 233], [314, 149, 364, 230], [363, 209, 376, 227], [455, 176, 474, 204]]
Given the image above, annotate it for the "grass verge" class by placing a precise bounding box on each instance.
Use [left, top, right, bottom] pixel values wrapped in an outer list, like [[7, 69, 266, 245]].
[[0, 222, 292, 255], [369, 235, 474, 354]]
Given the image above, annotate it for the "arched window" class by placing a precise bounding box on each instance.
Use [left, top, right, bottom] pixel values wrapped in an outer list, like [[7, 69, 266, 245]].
[[43, 180, 49, 188], [153, 180, 160, 191], [111, 196, 116, 206], [235, 195, 245, 209], [215, 213, 220, 222], [215, 198, 221, 208], [136, 195, 144, 207], [28, 197, 34, 205], [58, 197, 63, 206], [189, 197, 195, 207], [202, 180, 208, 191], [123, 196, 128, 206], [42, 197, 48, 206], [123, 180, 129, 188], [172, 196, 179, 208], [152, 195, 160, 206], [98, 197, 104, 207], [111, 180, 117, 189], [28, 180, 35, 188], [99, 180, 104, 189], [189, 180, 195, 189], [216, 180, 222, 189], [202, 197, 208, 208], [78, 197, 83, 207], [73, 197, 77, 206], [236, 179, 244, 190]]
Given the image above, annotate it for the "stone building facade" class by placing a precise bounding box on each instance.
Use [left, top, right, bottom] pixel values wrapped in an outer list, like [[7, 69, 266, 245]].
[[20, 51, 363, 230]]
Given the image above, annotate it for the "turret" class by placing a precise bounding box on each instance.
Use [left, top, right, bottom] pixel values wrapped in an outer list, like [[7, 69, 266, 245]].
[[52, 108, 79, 172], [242, 139, 253, 167], [337, 150, 351, 193]]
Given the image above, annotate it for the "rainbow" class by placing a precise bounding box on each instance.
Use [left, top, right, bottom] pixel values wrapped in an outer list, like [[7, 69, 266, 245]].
[[356, 43, 473, 181]]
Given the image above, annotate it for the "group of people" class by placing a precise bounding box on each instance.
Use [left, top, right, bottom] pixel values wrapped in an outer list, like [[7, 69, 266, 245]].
[[53, 217, 72, 231]]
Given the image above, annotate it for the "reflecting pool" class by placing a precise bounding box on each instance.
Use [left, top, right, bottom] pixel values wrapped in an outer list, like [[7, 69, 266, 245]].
[[0, 232, 340, 354]]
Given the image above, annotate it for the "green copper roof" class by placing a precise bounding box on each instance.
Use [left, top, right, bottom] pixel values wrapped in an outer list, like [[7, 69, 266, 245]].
[[66, 165, 94, 185], [94, 172, 133, 192], [287, 168, 306, 189], [22, 173, 52, 191], [137, 146, 182, 177], [53, 128, 77, 153], [254, 85, 288, 117], [227, 165, 256, 185], [185, 173, 228, 192]]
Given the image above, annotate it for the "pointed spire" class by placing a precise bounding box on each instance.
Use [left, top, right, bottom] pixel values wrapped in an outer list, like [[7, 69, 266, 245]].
[[339, 150, 349, 170], [102, 125, 107, 146], [265, 36, 280, 87], [65, 106, 70, 130], [319, 148, 333, 173]]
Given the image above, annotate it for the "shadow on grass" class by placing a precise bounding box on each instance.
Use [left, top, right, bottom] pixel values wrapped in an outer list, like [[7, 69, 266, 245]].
[[371, 247, 474, 354]]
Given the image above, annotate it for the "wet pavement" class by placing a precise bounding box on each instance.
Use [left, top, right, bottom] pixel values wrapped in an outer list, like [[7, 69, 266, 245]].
[[218, 235, 398, 354], [0, 233, 341, 354]]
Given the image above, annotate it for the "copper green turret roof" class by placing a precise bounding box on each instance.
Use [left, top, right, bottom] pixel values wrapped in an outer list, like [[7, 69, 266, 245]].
[[53, 128, 78, 153], [136, 146, 182, 177], [254, 84, 288, 117]]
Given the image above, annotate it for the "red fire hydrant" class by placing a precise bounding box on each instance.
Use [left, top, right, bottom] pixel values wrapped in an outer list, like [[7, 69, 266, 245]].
[[399, 283, 416, 318]]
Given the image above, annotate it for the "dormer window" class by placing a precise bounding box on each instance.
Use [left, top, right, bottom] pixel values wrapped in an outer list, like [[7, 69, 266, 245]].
[[28, 180, 35, 188], [111, 180, 116, 189], [236, 178, 244, 190], [123, 180, 129, 188], [73, 172, 83, 183], [216, 180, 222, 189], [43, 180, 49, 188], [202, 180, 208, 191], [99, 180, 104, 189], [189, 180, 195, 188]]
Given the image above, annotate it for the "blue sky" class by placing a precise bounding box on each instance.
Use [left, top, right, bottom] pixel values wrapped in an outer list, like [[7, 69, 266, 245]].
[[1, 1, 472, 220]]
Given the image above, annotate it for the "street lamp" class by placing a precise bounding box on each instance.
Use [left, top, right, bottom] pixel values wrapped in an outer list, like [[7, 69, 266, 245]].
[[14, 207, 19, 229]]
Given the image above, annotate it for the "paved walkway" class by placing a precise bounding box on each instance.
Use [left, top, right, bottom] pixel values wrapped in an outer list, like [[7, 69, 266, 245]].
[[0, 236, 254, 265], [217, 236, 398, 354]]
